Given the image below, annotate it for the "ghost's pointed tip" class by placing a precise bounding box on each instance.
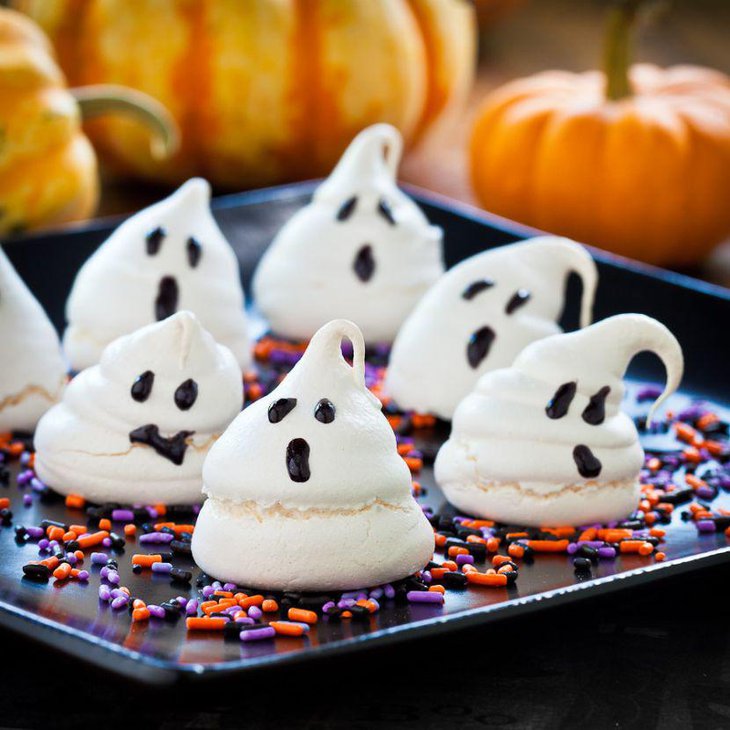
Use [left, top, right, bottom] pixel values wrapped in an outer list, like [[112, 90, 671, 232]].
[[174, 177, 212, 207]]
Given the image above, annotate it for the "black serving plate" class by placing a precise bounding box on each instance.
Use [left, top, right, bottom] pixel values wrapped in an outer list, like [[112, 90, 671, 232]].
[[1, 182, 729, 684]]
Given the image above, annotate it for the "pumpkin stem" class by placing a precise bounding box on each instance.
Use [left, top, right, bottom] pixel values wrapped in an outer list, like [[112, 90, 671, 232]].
[[70, 85, 180, 159], [603, 0, 642, 101]]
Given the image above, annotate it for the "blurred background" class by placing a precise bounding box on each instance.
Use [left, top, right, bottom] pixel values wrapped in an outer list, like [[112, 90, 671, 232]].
[[2, 0, 729, 282]]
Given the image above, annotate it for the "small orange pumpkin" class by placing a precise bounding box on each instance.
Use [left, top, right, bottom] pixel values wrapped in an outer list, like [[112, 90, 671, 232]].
[[470, 0, 730, 266], [0, 7, 178, 235], [15, 0, 476, 189]]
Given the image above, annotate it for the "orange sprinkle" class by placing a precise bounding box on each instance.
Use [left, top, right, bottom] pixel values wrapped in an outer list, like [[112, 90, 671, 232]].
[[539, 527, 576, 537], [507, 544, 524, 559], [69, 524, 86, 535], [619, 540, 652, 554], [578, 527, 597, 541], [186, 617, 226, 631], [674, 422, 697, 443], [213, 590, 234, 599], [492, 555, 512, 567], [598, 528, 633, 541], [430, 568, 447, 580], [447, 546, 469, 557], [655, 551, 666, 562], [649, 528, 666, 539], [133, 598, 146, 609], [262, 599, 279, 613], [486, 537, 500, 553], [428, 585, 446, 594], [463, 519, 495, 529], [124, 524, 136, 537], [65, 494, 86, 510], [62, 531, 77, 542], [441, 560, 458, 571], [404, 456, 423, 472], [53, 563, 72, 581], [132, 553, 161, 567], [683, 447, 702, 464], [646, 457, 662, 471], [524, 539, 569, 553], [98, 518, 112, 531], [288, 608, 318, 624], [132, 608, 150, 622], [685, 474, 708, 491], [152, 503, 167, 517], [461, 564, 477, 573], [240, 595, 264, 609], [270, 621, 307, 637], [46, 526, 64, 541], [340, 611, 353, 619], [703, 440, 726, 457], [0, 498, 9, 510], [77, 530, 109, 549], [697, 412, 719, 430], [506, 532, 528, 540], [466, 572, 508, 587], [434, 534, 447, 548], [39, 557, 59, 570]]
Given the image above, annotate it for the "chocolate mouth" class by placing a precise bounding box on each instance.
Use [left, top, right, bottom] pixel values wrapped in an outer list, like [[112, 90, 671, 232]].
[[129, 424, 194, 466], [286, 438, 310, 482]]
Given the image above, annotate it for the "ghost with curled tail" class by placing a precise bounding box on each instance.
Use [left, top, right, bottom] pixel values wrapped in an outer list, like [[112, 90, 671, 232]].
[[63, 178, 251, 371], [252, 124, 444, 344], [34, 311, 243, 505], [435, 314, 684, 527], [385, 236, 599, 420], [192, 319, 435, 591], [0, 247, 67, 432]]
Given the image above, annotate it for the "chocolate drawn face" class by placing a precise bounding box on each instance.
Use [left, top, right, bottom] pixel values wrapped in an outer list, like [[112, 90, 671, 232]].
[[543, 381, 612, 479], [267, 396, 337, 482]]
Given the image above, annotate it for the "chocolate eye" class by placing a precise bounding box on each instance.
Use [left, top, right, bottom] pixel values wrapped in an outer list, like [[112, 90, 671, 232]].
[[268, 398, 297, 423], [131, 370, 154, 402], [462, 279, 495, 300], [573, 444, 602, 478], [146, 227, 166, 255], [314, 398, 336, 424], [377, 198, 396, 226], [546, 381, 577, 419], [336, 196, 358, 221], [174, 379, 198, 410], [186, 237, 202, 268], [466, 326, 495, 369], [582, 386, 611, 425], [353, 245, 375, 282], [155, 276, 179, 321], [505, 289, 531, 315]]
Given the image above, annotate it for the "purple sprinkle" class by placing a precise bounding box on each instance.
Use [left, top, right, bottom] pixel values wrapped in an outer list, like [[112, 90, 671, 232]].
[[151, 562, 173, 574], [369, 588, 384, 600], [322, 601, 336, 614], [407, 591, 444, 605], [102, 537, 112, 548], [240, 627, 276, 642], [100, 566, 110, 579], [106, 570, 120, 585], [98, 585, 111, 601], [37, 539, 50, 551], [110, 588, 128, 598], [23, 494, 32, 507], [578, 541, 605, 549], [383, 584, 395, 599], [111, 509, 134, 522], [456, 554, 474, 566], [30, 477, 46, 492], [17, 470, 33, 486], [185, 600, 198, 616], [235, 616, 256, 625], [202, 586, 215, 598], [223, 582, 237, 592], [338, 599, 356, 609], [636, 385, 662, 402], [175, 596, 188, 608], [139, 532, 174, 544], [76, 570, 89, 582], [247, 606, 263, 620], [696, 519, 716, 533], [567, 543, 579, 555], [91, 552, 107, 565], [147, 605, 166, 619], [110, 595, 128, 609], [696, 486, 716, 500], [66, 553, 78, 565], [25, 526, 44, 539], [421, 571, 432, 583], [598, 546, 617, 559]]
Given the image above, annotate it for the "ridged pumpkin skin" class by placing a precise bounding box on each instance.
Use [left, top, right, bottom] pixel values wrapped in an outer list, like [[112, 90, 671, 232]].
[[0, 9, 97, 235], [470, 64, 730, 266], [17, 0, 476, 189]]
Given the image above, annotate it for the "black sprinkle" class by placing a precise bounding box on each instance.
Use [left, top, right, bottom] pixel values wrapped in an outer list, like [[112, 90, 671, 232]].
[[286, 438, 310, 483], [573, 444, 602, 478], [314, 398, 336, 424], [336, 196, 358, 221], [466, 326, 496, 369], [353, 245, 376, 282], [174, 379, 198, 411], [155, 276, 179, 320], [505, 289, 531, 315], [546, 382, 577, 419], [268, 398, 297, 423], [377, 198, 396, 226], [461, 279, 495, 300], [131, 371, 155, 402], [186, 237, 202, 268], [145, 227, 166, 255], [582, 386, 611, 425]]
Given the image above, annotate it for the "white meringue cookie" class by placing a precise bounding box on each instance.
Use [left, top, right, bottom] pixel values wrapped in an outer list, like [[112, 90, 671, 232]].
[[385, 236, 598, 420], [252, 124, 444, 343], [0, 246, 67, 432], [63, 178, 251, 371], [192, 319, 434, 590], [35, 311, 243, 505], [435, 314, 684, 526]]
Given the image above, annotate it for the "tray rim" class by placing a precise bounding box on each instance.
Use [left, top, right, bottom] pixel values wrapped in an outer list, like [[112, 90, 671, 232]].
[[2, 179, 730, 684]]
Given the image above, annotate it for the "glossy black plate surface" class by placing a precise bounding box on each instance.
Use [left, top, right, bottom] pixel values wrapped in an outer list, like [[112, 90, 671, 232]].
[[1, 182, 729, 684]]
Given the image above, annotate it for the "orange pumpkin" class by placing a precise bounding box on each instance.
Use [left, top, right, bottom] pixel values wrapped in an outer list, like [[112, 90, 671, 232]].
[[0, 7, 178, 235], [0, 8, 97, 234], [469, 1, 730, 266], [15, 0, 476, 190]]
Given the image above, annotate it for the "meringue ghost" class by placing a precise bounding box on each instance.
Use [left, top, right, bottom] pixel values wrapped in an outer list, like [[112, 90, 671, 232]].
[[0, 247, 67, 432], [385, 236, 599, 420], [192, 319, 434, 590], [435, 314, 684, 527], [63, 178, 250, 371], [252, 124, 444, 343], [34, 312, 243, 505]]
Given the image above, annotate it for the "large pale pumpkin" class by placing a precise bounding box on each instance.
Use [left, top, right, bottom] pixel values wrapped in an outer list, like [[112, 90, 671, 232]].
[[0, 8, 97, 234], [470, 2, 730, 266], [16, 0, 476, 189]]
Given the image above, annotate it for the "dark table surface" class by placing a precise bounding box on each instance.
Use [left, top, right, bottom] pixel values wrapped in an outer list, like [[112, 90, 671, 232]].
[[1, 560, 728, 730]]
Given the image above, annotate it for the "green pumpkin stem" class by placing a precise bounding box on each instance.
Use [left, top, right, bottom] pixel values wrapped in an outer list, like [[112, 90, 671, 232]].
[[71, 85, 180, 159], [603, 0, 642, 101]]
